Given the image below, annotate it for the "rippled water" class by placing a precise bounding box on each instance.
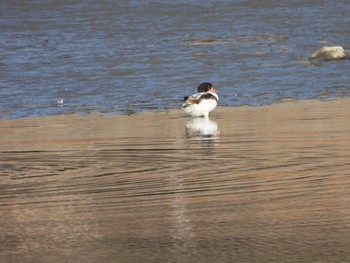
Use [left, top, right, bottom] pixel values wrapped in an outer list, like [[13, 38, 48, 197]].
[[1, 100, 350, 262], [1, 0, 350, 118]]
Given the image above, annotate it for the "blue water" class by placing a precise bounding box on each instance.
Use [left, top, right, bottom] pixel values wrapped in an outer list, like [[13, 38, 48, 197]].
[[1, 0, 349, 119]]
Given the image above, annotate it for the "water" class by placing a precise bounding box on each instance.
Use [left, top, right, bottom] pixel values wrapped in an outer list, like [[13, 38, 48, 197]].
[[1, 1, 350, 262], [1, 0, 350, 118]]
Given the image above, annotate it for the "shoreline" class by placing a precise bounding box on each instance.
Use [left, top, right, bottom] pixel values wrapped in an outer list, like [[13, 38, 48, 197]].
[[1, 97, 348, 121]]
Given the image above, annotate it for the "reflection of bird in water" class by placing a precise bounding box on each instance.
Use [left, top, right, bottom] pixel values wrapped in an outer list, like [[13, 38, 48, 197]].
[[309, 46, 349, 61], [185, 117, 220, 140], [182, 82, 218, 118]]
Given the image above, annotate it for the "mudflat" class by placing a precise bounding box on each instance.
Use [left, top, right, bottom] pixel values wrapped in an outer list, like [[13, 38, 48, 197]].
[[1, 99, 350, 262]]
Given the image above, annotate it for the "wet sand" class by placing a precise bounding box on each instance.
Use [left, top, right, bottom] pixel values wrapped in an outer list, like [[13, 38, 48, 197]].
[[1, 99, 350, 262]]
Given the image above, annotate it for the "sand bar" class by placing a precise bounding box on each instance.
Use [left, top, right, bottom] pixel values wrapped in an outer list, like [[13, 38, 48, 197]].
[[1, 98, 349, 150], [1, 99, 350, 262]]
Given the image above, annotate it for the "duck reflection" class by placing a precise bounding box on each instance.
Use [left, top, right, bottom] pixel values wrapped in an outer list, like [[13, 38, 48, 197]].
[[184, 117, 220, 140]]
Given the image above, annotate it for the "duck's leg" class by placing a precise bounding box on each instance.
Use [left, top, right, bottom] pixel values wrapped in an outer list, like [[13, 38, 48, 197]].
[[203, 113, 209, 119]]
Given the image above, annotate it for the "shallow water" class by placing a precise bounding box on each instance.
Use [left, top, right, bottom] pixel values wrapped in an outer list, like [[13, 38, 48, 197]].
[[1, 100, 350, 262], [1, 0, 350, 118]]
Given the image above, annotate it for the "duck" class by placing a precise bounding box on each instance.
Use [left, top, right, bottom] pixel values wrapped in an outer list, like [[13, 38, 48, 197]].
[[309, 46, 349, 61], [182, 82, 218, 118]]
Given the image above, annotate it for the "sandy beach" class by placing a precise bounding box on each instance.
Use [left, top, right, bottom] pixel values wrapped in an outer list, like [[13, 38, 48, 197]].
[[1, 99, 350, 262]]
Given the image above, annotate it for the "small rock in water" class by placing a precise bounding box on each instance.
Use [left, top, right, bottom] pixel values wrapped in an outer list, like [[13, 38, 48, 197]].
[[309, 46, 348, 61], [57, 99, 64, 106]]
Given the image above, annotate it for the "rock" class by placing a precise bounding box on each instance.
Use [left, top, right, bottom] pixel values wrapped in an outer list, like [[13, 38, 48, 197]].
[[309, 46, 348, 61]]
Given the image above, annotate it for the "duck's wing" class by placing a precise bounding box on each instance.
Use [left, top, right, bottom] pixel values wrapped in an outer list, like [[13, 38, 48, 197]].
[[183, 92, 205, 106], [182, 92, 218, 108]]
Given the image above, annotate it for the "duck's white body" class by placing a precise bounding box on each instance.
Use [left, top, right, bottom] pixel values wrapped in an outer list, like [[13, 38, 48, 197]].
[[182, 91, 218, 118]]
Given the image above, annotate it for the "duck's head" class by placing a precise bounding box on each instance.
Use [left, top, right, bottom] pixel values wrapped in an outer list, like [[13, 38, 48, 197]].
[[197, 82, 218, 93]]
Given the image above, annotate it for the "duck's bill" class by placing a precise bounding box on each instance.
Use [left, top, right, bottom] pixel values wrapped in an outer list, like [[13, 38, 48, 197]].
[[210, 87, 218, 93]]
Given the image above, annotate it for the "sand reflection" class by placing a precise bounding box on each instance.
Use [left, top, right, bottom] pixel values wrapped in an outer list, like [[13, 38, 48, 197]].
[[169, 173, 196, 260]]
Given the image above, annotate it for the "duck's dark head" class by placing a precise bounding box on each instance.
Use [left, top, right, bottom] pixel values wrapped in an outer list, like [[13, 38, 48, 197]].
[[197, 82, 217, 93]]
